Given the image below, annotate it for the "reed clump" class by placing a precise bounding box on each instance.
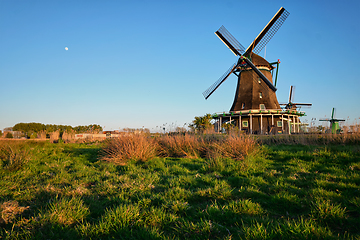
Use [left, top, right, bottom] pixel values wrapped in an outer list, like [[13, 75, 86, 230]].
[[37, 130, 47, 140], [101, 133, 158, 165], [49, 130, 60, 143], [258, 132, 360, 146], [0, 140, 29, 171], [157, 134, 206, 158], [101, 133, 259, 165], [62, 130, 75, 143], [208, 134, 258, 161]]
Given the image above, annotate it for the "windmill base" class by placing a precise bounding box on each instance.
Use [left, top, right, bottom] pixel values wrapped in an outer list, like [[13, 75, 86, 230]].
[[212, 109, 307, 134]]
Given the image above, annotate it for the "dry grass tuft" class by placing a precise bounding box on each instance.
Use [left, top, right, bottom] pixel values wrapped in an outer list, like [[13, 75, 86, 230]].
[[0, 201, 29, 225], [49, 130, 60, 143], [258, 132, 360, 146], [101, 134, 158, 165], [0, 141, 29, 171], [37, 130, 47, 140], [101, 133, 259, 165], [62, 130, 75, 143], [158, 134, 205, 158], [209, 134, 258, 161]]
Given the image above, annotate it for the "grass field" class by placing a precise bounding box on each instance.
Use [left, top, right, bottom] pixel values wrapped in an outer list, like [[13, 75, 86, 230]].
[[0, 135, 360, 239]]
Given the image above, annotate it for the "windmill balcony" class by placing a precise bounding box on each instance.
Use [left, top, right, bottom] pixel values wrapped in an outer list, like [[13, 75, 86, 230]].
[[212, 108, 306, 135]]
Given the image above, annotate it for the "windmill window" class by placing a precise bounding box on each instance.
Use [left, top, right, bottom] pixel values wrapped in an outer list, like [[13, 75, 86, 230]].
[[259, 92, 263, 98], [242, 121, 248, 128], [260, 104, 265, 110], [241, 103, 245, 109], [277, 121, 282, 127], [258, 78, 261, 83]]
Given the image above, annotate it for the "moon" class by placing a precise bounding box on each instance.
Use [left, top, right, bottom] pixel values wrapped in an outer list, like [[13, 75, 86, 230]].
[[65, 47, 68, 51]]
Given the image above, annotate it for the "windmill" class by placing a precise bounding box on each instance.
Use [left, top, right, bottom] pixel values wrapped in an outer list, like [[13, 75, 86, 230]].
[[280, 86, 312, 110], [319, 108, 345, 134], [203, 7, 299, 134]]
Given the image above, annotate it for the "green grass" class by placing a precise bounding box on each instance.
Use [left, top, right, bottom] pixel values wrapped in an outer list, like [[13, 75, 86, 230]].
[[1, 139, 360, 239]]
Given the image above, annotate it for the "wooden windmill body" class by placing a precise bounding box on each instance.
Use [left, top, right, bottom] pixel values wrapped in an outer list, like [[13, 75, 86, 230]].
[[230, 53, 281, 112]]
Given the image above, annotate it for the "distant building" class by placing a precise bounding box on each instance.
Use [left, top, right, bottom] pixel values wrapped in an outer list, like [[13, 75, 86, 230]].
[[75, 131, 122, 140], [1, 128, 23, 139]]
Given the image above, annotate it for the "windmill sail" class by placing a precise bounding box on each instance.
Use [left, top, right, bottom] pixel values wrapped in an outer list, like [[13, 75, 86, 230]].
[[203, 63, 237, 99], [215, 26, 245, 56], [289, 85, 294, 103], [244, 7, 290, 56]]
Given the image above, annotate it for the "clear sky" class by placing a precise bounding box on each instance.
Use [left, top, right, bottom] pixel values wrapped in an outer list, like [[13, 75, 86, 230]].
[[1, 0, 359, 132]]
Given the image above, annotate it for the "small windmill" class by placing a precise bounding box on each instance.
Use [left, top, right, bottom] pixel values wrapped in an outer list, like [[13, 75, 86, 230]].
[[319, 108, 345, 134], [203, 7, 290, 112], [280, 86, 312, 110]]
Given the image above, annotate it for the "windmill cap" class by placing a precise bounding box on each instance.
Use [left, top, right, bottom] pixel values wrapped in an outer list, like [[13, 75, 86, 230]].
[[250, 53, 274, 70]]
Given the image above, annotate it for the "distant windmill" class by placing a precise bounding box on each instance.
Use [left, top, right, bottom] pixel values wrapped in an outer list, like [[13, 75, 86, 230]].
[[280, 86, 312, 110], [319, 108, 345, 134]]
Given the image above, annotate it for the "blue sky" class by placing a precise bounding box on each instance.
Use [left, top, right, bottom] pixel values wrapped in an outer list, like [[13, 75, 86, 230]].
[[1, 0, 359, 132]]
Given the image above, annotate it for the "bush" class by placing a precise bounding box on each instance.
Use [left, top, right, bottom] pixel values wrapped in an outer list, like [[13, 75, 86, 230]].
[[5, 132, 13, 139], [29, 132, 37, 139]]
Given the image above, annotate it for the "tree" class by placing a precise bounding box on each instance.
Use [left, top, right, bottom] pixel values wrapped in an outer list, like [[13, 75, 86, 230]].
[[221, 121, 238, 134], [0, 130, 2, 137], [29, 132, 37, 139], [13, 122, 46, 137], [5, 132, 13, 138], [189, 114, 214, 133], [10, 122, 103, 137]]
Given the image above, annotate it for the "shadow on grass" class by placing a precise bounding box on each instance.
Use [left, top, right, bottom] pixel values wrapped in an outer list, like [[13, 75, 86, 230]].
[[32, 223, 81, 239], [30, 223, 164, 239], [260, 145, 360, 233], [63, 145, 102, 164]]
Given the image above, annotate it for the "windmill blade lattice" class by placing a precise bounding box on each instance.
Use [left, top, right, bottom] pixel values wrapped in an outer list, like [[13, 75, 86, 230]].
[[203, 63, 237, 99], [245, 7, 290, 56], [215, 26, 245, 56]]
